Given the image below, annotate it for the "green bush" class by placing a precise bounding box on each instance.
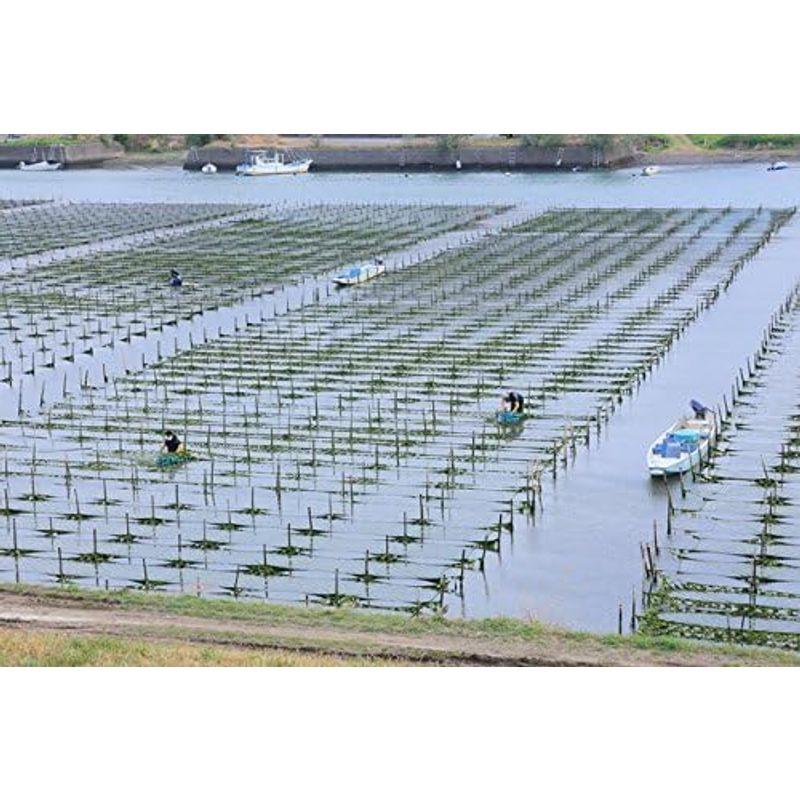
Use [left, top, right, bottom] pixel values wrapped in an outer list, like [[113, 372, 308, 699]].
[[520, 134, 567, 148], [639, 134, 670, 151], [186, 134, 217, 148], [689, 134, 800, 150], [435, 134, 464, 154]]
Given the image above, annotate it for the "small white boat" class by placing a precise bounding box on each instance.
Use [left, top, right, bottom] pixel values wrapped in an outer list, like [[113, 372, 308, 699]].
[[18, 160, 63, 172], [236, 149, 312, 176], [768, 161, 789, 171], [201, 162, 218, 174], [641, 165, 660, 176], [455, 159, 462, 170], [333, 258, 386, 287], [647, 401, 716, 477]]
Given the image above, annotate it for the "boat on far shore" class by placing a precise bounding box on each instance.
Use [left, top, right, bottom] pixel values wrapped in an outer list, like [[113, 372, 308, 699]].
[[641, 165, 660, 176], [18, 159, 62, 172], [768, 161, 789, 171], [236, 149, 312, 176]]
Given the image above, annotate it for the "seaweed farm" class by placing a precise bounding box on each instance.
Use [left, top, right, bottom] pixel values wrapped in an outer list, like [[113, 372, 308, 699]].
[[642, 285, 800, 648], [0, 202, 257, 259], [1, 200, 798, 631]]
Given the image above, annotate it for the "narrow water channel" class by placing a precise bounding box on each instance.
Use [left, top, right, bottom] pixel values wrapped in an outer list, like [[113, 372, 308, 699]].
[[460, 215, 800, 631]]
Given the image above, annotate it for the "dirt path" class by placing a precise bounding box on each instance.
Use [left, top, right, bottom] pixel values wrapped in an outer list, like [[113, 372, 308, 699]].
[[0, 591, 793, 666]]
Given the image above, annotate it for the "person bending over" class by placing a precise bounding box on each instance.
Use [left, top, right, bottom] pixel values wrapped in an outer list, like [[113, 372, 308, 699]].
[[500, 390, 525, 414], [162, 430, 185, 454]]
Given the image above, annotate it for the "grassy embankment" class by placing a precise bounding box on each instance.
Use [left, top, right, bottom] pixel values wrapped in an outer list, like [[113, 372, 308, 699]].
[[0, 628, 401, 667], [637, 133, 800, 160], [0, 583, 798, 666]]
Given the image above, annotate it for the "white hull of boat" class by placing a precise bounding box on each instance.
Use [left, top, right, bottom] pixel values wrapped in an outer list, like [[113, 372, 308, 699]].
[[647, 415, 715, 477], [236, 159, 312, 176], [200, 163, 218, 174], [18, 160, 63, 172], [641, 165, 660, 176], [333, 263, 386, 286]]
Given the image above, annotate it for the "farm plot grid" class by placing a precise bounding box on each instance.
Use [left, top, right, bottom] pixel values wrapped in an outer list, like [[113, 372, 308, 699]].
[[0, 205, 794, 615], [0, 199, 48, 212], [0, 201, 256, 259], [0, 203, 499, 395], [642, 286, 800, 648]]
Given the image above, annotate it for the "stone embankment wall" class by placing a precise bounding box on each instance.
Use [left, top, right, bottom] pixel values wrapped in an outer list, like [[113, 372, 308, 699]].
[[184, 143, 635, 172], [0, 142, 123, 168]]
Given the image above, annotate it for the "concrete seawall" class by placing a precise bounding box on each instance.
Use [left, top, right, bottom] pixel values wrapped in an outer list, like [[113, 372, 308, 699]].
[[0, 142, 123, 169], [185, 143, 635, 172]]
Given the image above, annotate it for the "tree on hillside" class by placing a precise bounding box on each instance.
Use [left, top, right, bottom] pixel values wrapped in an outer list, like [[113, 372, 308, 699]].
[[521, 134, 567, 148], [435, 134, 464, 155], [186, 134, 217, 147]]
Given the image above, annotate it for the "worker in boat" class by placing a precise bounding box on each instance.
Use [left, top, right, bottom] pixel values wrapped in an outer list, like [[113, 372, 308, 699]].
[[500, 390, 525, 414], [374, 257, 384, 266], [162, 430, 185, 455], [690, 399, 710, 420], [169, 269, 183, 288]]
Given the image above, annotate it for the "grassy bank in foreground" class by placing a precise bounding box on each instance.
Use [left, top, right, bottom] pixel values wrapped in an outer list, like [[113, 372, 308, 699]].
[[0, 583, 797, 666], [0, 628, 401, 667]]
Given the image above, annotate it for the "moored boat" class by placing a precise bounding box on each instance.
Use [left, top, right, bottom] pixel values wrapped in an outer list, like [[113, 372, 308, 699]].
[[235, 149, 312, 176], [18, 159, 63, 172], [200, 162, 218, 174], [768, 161, 789, 171], [647, 400, 716, 477], [333, 258, 386, 287], [641, 165, 660, 176]]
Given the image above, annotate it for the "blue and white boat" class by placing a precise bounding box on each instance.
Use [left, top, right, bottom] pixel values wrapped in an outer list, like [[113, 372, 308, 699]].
[[647, 400, 716, 477], [333, 258, 386, 287]]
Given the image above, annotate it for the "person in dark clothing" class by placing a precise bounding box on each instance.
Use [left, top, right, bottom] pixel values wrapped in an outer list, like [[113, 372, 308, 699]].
[[500, 390, 525, 414], [162, 430, 183, 454], [169, 269, 183, 288]]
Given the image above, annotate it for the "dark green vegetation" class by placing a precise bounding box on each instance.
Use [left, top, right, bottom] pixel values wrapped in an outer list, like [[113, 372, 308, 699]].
[[688, 134, 800, 150]]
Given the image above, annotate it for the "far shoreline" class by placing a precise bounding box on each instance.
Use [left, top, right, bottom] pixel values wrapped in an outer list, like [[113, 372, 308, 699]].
[[103, 152, 796, 172]]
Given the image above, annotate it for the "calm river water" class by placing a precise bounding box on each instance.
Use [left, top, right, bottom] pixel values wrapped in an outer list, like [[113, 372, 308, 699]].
[[0, 161, 799, 208]]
